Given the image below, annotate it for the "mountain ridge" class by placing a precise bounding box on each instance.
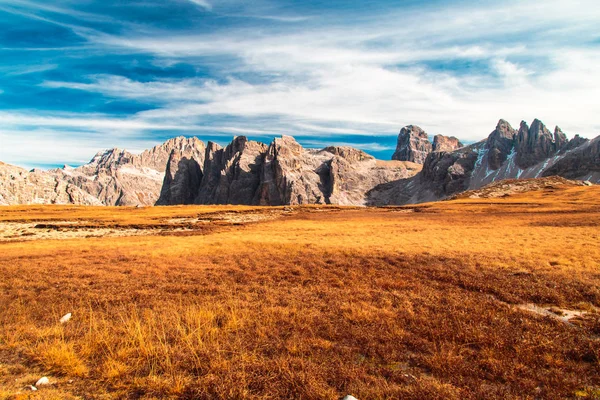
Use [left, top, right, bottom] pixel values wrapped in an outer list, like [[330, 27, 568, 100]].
[[1, 118, 598, 206]]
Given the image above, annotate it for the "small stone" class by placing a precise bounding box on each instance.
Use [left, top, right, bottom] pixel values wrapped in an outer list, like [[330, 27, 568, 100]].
[[583, 181, 592, 186], [35, 377, 50, 386], [60, 313, 72, 324], [342, 396, 358, 400], [25, 385, 37, 391]]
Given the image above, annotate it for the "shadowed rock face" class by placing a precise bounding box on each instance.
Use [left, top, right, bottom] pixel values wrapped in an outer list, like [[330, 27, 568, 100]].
[[392, 125, 432, 164], [156, 139, 206, 206], [256, 135, 327, 205], [420, 147, 479, 198]]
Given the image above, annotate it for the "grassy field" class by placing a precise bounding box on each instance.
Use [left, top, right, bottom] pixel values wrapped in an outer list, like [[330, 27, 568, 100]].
[[0, 182, 599, 399]]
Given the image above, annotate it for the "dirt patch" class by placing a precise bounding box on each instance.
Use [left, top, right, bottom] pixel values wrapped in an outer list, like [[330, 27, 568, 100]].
[[515, 303, 598, 329], [0, 209, 294, 242], [0, 222, 153, 242]]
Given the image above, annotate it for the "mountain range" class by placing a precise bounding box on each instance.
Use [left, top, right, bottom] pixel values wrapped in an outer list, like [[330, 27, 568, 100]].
[[1, 118, 598, 207]]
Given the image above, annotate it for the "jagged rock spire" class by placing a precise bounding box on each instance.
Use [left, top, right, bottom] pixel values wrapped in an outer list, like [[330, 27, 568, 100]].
[[392, 125, 432, 164]]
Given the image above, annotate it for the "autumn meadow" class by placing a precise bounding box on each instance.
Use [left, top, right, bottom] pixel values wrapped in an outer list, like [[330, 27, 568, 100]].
[[1, 181, 599, 399]]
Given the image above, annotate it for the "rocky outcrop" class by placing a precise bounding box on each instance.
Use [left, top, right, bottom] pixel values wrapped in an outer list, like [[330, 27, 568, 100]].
[[0, 162, 102, 206], [367, 145, 479, 205], [52, 137, 205, 206], [4, 134, 420, 207], [392, 126, 463, 164], [433, 135, 463, 153], [392, 125, 432, 164]]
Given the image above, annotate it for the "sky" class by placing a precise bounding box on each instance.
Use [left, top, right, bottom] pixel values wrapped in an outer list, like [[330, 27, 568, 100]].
[[0, 0, 599, 169]]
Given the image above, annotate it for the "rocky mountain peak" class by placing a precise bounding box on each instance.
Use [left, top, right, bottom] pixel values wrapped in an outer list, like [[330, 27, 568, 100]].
[[517, 120, 529, 140], [135, 136, 205, 172], [392, 125, 464, 163], [432, 135, 463, 153], [516, 119, 556, 169], [205, 141, 223, 154], [88, 148, 134, 171], [529, 119, 554, 144], [562, 134, 589, 153], [496, 119, 510, 128], [226, 136, 250, 157], [272, 135, 304, 158], [486, 118, 517, 170], [392, 125, 432, 164], [492, 119, 516, 139], [554, 126, 568, 150]]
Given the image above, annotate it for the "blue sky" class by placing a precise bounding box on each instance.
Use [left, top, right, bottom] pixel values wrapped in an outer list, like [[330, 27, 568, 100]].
[[0, 0, 599, 168]]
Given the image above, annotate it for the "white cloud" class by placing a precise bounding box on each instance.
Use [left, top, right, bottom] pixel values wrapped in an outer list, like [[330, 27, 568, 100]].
[[0, 111, 204, 132], [2, 0, 600, 167]]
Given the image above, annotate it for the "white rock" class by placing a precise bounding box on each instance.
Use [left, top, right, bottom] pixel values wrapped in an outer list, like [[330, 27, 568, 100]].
[[59, 313, 72, 324], [342, 396, 358, 400], [35, 377, 50, 386], [25, 385, 37, 391]]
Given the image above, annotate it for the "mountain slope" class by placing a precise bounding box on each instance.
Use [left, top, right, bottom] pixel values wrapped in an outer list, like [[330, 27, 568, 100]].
[[1, 118, 597, 207], [0, 162, 102, 206], [52, 137, 206, 206], [368, 119, 599, 205]]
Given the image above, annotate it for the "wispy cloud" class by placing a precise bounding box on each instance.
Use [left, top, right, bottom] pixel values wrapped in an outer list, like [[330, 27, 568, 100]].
[[0, 111, 201, 132], [1, 0, 599, 167], [187, 0, 212, 11], [4, 64, 58, 76], [301, 140, 395, 152]]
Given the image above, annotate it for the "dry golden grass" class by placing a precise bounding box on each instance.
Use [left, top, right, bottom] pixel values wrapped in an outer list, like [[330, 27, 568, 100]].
[[0, 182, 599, 399]]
